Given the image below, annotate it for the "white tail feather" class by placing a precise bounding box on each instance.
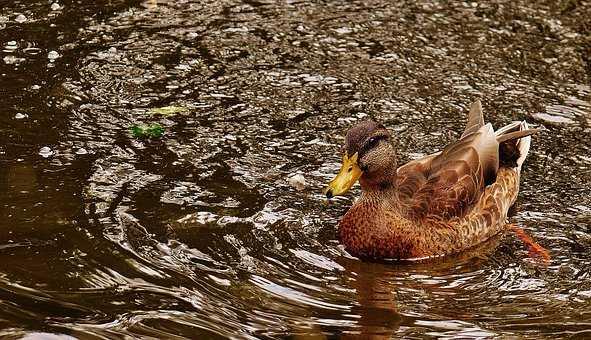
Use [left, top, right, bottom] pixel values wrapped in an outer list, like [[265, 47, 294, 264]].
[[516, 121, 531, 170], [494, 121, 521, 136]]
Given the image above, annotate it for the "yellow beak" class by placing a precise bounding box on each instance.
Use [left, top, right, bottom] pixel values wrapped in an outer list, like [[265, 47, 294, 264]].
[[324, 152, 363, 199]]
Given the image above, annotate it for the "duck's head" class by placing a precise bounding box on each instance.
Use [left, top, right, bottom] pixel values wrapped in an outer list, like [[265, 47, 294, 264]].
[[324, 120, 396, 198]]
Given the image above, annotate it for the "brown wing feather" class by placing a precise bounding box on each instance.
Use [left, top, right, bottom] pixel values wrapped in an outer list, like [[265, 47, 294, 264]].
[[462, 100, 484, 138], [395, 154, 436, 203], [406, 124, 500, 221]]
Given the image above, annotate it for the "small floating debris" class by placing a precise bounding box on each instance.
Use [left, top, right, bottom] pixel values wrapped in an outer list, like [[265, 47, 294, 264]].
[[48, 50, 60, 60], [39, 146, 54, 158], [130, 123, 165, 139], [148, 106, 187, 116], [287, 174, 306, 191], [51, 3, 61, 11], [14, 113, 28, 119]]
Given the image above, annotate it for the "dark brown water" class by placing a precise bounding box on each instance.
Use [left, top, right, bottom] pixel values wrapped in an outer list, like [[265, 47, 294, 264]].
[[1, 0, 590, 338]]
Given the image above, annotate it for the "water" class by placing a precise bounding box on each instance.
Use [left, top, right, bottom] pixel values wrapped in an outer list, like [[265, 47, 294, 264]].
[[1, 0, 590, 338]]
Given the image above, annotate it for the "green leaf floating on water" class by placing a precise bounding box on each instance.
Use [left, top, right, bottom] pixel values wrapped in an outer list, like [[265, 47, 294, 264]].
[[130, 123, 165, 139], [148, 106, 188, 116]]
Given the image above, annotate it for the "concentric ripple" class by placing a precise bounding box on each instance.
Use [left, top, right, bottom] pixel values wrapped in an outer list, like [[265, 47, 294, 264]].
[[1, 0, 590, 338]]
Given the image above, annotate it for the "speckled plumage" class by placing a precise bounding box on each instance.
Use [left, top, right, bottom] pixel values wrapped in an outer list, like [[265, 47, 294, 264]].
[[340, 167, 519, 259], [332, 100, 537, 260]]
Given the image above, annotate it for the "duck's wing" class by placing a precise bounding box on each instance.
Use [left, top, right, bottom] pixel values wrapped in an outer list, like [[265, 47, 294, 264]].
[[397, 100, 539, 221], [462, 99, 485, 138], [406, 123, 499, 220], [396, 100, 486, 206], [396, 154, 435, 204], [404, 120, 538, 222]]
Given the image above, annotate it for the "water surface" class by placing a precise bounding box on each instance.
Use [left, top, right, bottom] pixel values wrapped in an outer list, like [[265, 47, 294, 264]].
[[1, 0, 591, 338]]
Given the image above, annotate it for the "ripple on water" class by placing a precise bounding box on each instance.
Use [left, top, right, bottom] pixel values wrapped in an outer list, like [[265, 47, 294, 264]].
[[1, 0, 591, 338], [532, 84, 590, 125]]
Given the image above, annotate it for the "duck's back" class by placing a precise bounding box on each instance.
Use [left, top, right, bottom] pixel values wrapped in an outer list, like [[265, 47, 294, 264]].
[[396, 101, 535, 224]]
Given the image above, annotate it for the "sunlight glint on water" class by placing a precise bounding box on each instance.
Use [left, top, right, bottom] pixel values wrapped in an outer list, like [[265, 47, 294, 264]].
[[0, 0, 590, 338]]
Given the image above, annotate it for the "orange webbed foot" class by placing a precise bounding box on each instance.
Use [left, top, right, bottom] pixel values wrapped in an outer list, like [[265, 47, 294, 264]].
[[509, 224, 551, 265]]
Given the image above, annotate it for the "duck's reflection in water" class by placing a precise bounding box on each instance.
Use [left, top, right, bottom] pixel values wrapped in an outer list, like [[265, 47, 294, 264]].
[[338, 233, 506, 339]]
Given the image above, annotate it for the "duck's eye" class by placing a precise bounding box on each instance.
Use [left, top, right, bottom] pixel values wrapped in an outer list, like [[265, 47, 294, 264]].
[[366, 137, 380, 149]]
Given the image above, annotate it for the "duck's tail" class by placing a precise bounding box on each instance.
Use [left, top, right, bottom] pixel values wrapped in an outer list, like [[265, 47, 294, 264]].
[[495, 121, 538, 170], [461, 100, 538, 170]]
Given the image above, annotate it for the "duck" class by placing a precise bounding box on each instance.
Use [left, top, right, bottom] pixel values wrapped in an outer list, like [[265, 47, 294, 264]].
[[324, 100, 539, 260]]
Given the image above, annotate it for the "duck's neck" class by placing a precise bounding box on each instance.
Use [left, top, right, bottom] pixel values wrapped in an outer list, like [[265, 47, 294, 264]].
[[358, 157, 398, 198], [359, 176, 397, 194], [359, 182, 397, 209]]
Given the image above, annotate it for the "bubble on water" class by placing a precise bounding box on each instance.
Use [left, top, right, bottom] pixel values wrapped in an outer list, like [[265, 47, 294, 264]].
[[39, 146, 54, 158], [14, 113, 28, 119], [303, 75, 323, 82], [31, 84, 41, 90], [334, 27, 353, 34], [15, 14, 27, 23], [3, 55, 25, 65], [0, 16, 8, 24], [75, 148, 88, 155], [175, 64, 191, 71], [48, 50, 60, 60], [51, 3, 61, 11], [224, 27, 249, 33], [5, 41, 18, 51]]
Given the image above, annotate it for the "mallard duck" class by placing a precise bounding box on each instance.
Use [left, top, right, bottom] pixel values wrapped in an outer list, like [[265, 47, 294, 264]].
[[324, 100, 538, 260]]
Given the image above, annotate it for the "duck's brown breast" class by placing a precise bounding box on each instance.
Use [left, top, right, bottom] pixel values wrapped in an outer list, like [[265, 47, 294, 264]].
[[339, 202, 423, 259]]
